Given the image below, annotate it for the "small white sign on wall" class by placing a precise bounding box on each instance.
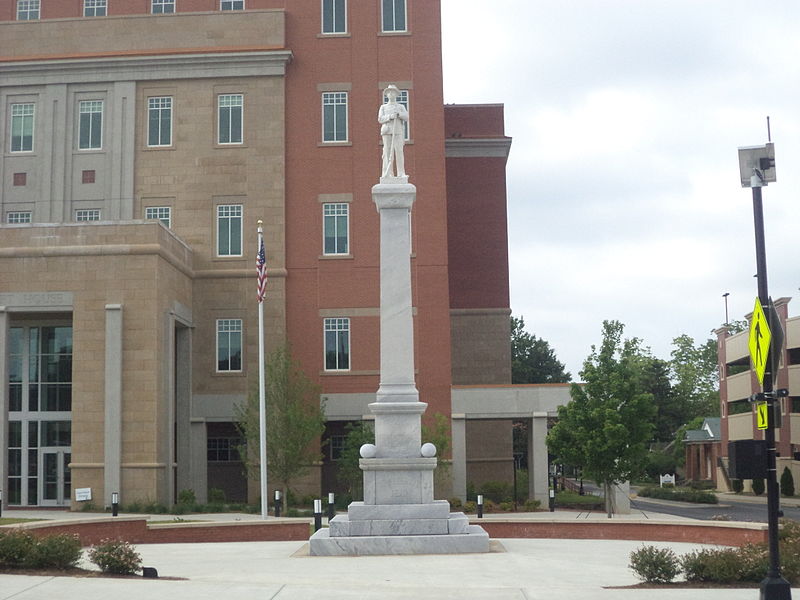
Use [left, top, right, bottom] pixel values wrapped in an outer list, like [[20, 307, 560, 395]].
[[75, 488, 92, 502]]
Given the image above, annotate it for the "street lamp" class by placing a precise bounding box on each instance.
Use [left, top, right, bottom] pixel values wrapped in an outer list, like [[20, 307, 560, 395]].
[[737, 138, 791, 600]]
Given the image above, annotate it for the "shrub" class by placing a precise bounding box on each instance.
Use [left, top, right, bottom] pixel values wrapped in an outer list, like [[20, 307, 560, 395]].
[[681, 548, 741, 583], [644, 452, 678, 482], [498, 501, 513, 512], [637, 486, 717, 504], [687, 479, 715, 491], [479, 481, 513, 504], [781, 467, 795, 497], [88, 539, 142, 575], [524, 499, 541, 511], [25, 534, 82, 570], [463, 501, 476, 514], [629, 545, 680, 583], [208, 488, 226, 504], [466, 481, 476, 502], [752, 478, 765, 496], [79, 502, 99, 513], [0, 530, 36, 568], [732, 479, 744, 493], [449, 497, 462, 509], [177, 489, 196, 506]]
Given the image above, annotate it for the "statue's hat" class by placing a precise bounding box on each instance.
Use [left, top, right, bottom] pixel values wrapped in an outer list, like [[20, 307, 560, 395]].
[[384, 84, 400, 97]]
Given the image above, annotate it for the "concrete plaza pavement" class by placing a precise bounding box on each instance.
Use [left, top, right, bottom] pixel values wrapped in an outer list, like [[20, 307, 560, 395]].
[[2, 508, 796, 599]]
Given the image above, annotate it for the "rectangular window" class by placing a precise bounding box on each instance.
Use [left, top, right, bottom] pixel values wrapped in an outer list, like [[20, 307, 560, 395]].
[[10, 103, 35, 152], [329, 434, 346, 460], [322, 0, 346, 33], [324, 317, 350, 371], [145, 206, 171, 228], [16, 0, 40, 20], [220, 0, 244, 10], [84, 0, 107, 16], [207, 438, 241, 462], [218, 94, 243, 144], [383, 88, 410, 139], [78, 100, 103, 150], [151, 0, 175, 13], [382, 0, 406, 32], [323, 203, 349, 255], [147, 96, 172, 147], [75, 209, 101, 221], [8, 212, 32, 224], [217, 204, 242, 256], [322, 92, 348, 142], [216, 319, 242, 372]]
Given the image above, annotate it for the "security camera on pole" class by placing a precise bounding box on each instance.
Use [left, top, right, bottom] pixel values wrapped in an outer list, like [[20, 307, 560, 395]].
[[736, 131, 791, 600]]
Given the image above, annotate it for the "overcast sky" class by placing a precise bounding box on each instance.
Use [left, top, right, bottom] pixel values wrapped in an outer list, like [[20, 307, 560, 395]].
[[440, 1, 800, 379]]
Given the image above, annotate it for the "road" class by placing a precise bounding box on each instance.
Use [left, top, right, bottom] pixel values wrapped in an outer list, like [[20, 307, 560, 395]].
[[630, 495, 800, 523]]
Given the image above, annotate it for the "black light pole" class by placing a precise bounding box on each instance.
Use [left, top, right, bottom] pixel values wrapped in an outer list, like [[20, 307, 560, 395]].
[[740, 141, 791, 600]]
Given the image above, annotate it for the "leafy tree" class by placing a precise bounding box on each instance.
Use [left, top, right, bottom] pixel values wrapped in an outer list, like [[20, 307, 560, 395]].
[[336, 421, 375, 500], [671, 415, 704, 467], [510, 315, 571, 383], [636, 356, 680, 443], [781, 467, 795, 497], [422, 413, 452, 494], [670, 334, 719, 418], [236, 344, 326, 507], [547, 320, 656, 517]]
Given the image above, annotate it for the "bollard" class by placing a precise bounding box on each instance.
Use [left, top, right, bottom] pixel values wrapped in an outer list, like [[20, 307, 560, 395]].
[[0, 488, 3, 518], [477, 494, 483, 519], [111, 492, 119, 517], [327, 492, 335, 521], [274, 490, 282, 518], [549, 487, 555, 512], [313, 499, 323, 532]]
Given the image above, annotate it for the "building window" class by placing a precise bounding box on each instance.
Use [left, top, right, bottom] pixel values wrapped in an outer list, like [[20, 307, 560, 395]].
[[383, 88, 410, 139], [216, 319, 242, 372], [145, 206, 171, 228], [78, 101, 103, 150], [322, 92, 348, 142], [151, 0, 175, 13], [84, 0, 106, 16], [322, 0, 346, 33], [207, 438, 241, 462], [218, 94, 243, 144], [10, 103, 34, 153], [323, 203, 349, 255], [8, 212, 32, 224], [324, 317, 350, 371], [147, 96, 172, 147], [13, 173, 27, 186], [75, 209, 101, 221], [329, 434, 346, 460], [16, 0, 40, 20], [81, 170, 95, 184], [217, 204, 242, 256], [220, 0, 244, 10], [382, 0, 406, 32]]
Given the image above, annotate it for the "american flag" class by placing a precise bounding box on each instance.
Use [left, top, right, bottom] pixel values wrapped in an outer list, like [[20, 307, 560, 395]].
[[256, 236, 267, 303]]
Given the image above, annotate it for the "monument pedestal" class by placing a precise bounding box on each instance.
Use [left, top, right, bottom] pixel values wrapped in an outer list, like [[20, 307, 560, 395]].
[[308, 177, 489, 555]]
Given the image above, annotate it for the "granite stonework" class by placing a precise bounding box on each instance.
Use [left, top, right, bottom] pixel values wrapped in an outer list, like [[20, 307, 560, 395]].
[[308, 173, 489, 555]]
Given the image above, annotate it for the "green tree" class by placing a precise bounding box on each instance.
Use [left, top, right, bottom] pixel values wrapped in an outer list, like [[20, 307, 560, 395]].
[[236, 344, 326, 507], [547, 320, 656, 517], [511, 315, 571, 383], [422, 413, 452, 495], [670, 334, 719, 418], [637, 356, 680, 443], [336, 421, 375, 500]]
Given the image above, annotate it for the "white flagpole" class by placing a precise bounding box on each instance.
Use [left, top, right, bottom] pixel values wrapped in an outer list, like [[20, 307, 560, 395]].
[[257, 221, 268, 519]]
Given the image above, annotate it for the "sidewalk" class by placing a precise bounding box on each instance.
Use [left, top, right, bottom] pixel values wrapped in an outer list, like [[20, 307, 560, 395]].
[[1, 509, 794, 599]]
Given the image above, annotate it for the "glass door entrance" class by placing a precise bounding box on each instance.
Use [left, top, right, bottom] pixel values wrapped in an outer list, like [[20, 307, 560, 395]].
[[40, 449, 71, 506]]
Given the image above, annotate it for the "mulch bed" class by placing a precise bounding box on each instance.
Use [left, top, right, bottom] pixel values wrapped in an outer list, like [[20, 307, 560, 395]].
[[607, 582, 761, 589], [0, 567, 185, 580]]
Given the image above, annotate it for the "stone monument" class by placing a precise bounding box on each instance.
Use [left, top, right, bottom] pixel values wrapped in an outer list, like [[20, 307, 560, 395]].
[[309, 86, 489, 555]]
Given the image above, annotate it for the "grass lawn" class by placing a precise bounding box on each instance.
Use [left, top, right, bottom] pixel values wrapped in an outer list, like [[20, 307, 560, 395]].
[[0, 518, 45, 526]]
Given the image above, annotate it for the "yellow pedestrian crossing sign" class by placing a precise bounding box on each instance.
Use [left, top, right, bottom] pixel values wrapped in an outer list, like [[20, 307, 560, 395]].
[[749, 298, 771, 385], [756, 401, 768, 430]]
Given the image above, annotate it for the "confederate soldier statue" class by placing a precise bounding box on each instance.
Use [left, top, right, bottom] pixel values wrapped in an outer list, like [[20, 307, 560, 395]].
[[379, 84, 408, 179]]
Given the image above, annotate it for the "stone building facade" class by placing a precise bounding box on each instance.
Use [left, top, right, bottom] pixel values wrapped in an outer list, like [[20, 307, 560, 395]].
[[1, 1, 525, 508]]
